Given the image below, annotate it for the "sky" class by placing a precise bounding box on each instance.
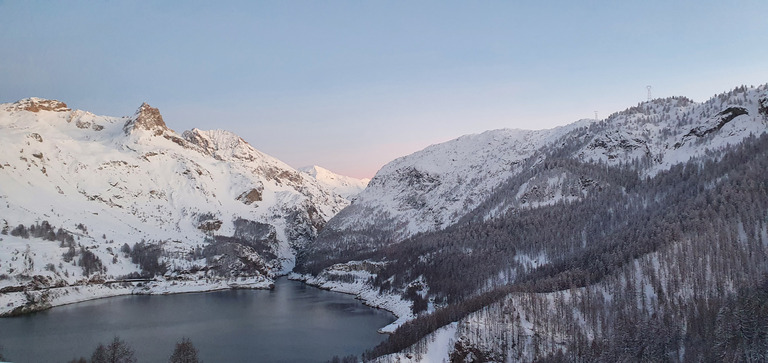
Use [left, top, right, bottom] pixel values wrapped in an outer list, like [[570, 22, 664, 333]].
[[1, 1, 767, 178]]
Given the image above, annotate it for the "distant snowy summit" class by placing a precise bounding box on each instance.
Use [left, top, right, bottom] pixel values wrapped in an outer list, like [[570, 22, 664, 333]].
[[299, 165, 369, 199]]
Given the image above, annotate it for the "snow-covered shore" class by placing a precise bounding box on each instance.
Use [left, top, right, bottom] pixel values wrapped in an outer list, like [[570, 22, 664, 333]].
[[0, 276, 273, 317], [289, 269, 413, 334]]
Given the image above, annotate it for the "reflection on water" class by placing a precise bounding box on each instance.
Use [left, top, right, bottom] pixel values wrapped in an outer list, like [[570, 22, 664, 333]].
[[0, 278, 394, 362]]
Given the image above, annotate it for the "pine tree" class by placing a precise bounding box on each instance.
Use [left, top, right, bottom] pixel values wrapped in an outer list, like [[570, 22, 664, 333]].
[[169, 337, 200, 363]]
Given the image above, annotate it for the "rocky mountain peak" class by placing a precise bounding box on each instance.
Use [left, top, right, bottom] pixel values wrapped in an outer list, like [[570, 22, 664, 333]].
[[123, 102, 170, 136], [182, 128, 258, 161], [0, 98, 352, 307], [9, 97, 70, 113]]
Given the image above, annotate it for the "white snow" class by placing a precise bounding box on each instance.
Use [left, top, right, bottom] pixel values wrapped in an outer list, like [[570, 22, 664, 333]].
[[375, 322, 458, 363], [299, 165, 369, 200], [326, 121, 593, 244], [290, 262, 414, 334], [324, 85, 768, 252], [0, 98, 348, 314], [324, 84, 768, 362]]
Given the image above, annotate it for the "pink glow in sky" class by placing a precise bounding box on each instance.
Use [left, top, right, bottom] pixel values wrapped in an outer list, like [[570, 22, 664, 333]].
[[2, 1, 767, 178]]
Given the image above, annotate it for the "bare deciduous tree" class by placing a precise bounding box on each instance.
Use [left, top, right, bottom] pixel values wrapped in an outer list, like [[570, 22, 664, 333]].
[[91, 336, 136, 363]]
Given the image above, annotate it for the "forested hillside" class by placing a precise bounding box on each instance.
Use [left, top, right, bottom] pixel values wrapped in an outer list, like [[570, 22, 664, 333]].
[[297, 84, 768, 361]]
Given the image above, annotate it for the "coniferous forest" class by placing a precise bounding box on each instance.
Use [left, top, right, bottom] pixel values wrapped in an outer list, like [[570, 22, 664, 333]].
[[296, 86, 768, 361]]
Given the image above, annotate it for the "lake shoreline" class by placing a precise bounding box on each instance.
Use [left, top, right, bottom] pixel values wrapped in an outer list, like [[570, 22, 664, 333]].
[[0, 275, 273, 317], [0, 278, 395, 362], [0, 272, 409, 331], [1, 270, 410, 341], [289, 272, 413, 334]]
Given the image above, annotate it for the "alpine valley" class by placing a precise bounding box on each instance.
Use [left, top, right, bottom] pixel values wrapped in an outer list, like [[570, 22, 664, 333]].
[[295, 84, 768, 362], [0, 99, 361, 315], [3, 83, 768, 362]]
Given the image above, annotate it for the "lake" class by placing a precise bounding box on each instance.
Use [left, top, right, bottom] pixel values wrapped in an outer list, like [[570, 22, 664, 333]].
[[0, 278, 395, 362]]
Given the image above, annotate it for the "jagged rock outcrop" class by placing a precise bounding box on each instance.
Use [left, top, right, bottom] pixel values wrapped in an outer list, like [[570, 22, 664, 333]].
[[6, 97, 70, 113], [237, 188, 264, 205], [674, 106, 749, 148], [123, 102, 170, 136]]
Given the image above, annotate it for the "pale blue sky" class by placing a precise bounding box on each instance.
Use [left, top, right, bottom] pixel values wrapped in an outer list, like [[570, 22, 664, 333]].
[[2, 1, 767, 178]]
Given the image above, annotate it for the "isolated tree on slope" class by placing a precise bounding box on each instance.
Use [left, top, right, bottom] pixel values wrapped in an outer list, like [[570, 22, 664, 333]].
[[169, 337, 200, 363]]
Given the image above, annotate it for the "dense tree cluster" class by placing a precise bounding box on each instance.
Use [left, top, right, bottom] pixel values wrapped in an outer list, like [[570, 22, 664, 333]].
[[1, 221, 106, 276], [712, 278, 768, 362], [199, 219, 280, 278], [79, 248, 106, 276], [130, 240, 167, 277], [7, 220, 76, 246]]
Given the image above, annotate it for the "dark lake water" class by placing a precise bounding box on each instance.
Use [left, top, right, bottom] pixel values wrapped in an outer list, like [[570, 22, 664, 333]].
[[0, 278, 395, 362]]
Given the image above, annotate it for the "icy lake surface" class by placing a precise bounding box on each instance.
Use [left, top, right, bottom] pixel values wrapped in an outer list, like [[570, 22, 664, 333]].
[[0, 278, 395, 362]]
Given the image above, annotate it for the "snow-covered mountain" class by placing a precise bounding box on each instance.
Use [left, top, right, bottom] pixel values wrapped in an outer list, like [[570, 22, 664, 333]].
[[4, 83, 768, 360], [296, 84, 768, 361], [302, 85, 768, 264], [299, 165, 369, 200], [322, 126, 584, 240], [0, 98, 348, 315]]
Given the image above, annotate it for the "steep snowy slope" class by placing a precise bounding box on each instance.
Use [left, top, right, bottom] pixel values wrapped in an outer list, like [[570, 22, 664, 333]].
[[302, 85, 768, 267], [296, 84, 768, 361], [0, 98, 348, 315], [299, 165, 369, 199], [302, 123, 589, 264], [372, 128, 768, 362]]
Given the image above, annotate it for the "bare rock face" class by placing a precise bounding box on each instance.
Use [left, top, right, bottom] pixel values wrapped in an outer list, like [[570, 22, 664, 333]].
[[10, 98, 70, 113], [123, 102, 170, 136], [237, 188, 263, 205]]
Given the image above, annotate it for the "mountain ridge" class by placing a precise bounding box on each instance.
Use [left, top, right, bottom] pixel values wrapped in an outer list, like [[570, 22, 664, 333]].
[[294, 84, 768, 362], [302, 85, 768, 269], [0, 98, 350, 315], [3, 84, 768, 360]]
